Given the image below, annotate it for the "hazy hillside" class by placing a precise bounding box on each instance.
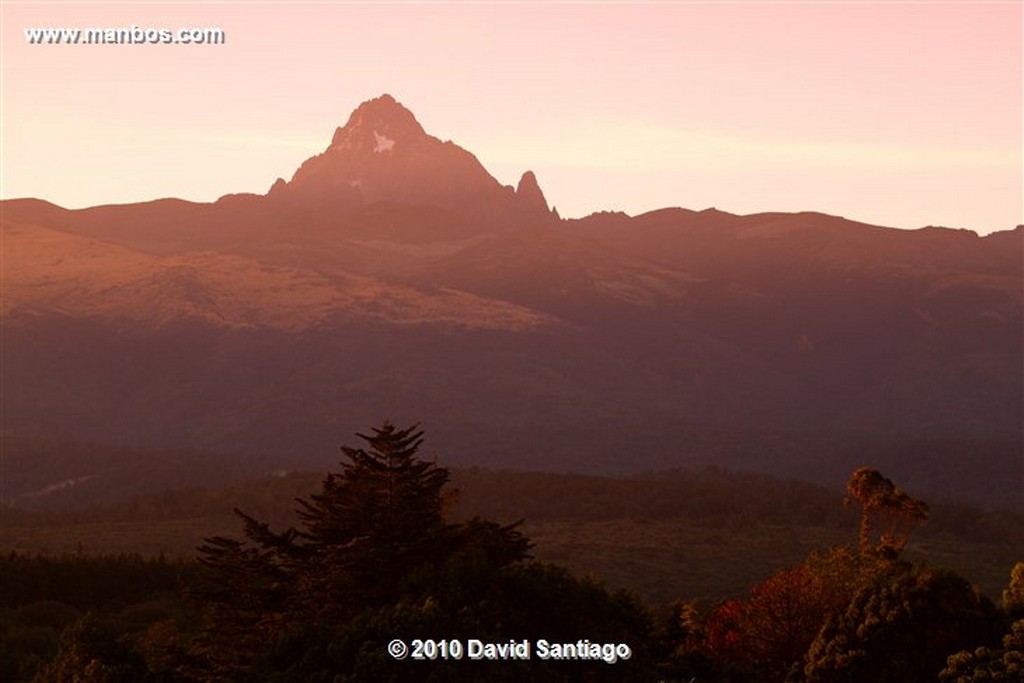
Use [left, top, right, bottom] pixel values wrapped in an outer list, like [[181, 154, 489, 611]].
[[2, 94, 1020, 510]]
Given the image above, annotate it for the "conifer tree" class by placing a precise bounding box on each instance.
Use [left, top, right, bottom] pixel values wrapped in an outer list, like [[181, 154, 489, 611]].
[[189, 421, 535, 678], [291, 422, 456, 613]]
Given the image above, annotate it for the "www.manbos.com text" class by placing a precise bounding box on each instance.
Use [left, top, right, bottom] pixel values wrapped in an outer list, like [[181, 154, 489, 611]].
[[24, 25, 226, 45]]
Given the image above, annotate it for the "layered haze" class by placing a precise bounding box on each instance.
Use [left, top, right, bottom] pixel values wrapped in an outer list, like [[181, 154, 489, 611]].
[[2, 95, 1021, 510]]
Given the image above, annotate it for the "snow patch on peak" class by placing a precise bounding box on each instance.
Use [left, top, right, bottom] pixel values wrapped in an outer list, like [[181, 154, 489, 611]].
[[373, 131, 395, 154]]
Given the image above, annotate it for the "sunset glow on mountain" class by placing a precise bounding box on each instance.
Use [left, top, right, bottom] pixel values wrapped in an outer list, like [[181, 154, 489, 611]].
[[3, 2, 1020, 232], [2, 5, 1023, 679]]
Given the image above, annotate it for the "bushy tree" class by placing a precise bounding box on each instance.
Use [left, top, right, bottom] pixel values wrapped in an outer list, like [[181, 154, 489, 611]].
[[1004, 561, 1024, 620], [941, 563, 1024, 682], [33, 613, 151, 683], [0, 554, 196, 682], [940, 619, 1023, 682], [801, 563, 1003, 683], [698, 546, 879, 682]]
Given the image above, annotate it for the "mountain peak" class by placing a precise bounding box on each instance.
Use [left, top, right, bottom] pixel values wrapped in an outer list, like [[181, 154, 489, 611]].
[[272, 95, 559, 230], [330, 94, 426, 151], [280, 94, 509, 215]]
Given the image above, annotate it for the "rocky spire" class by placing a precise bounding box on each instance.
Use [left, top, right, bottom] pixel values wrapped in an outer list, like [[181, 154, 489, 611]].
[[515, 171, 549, 213], [514, 170, 559, 224]]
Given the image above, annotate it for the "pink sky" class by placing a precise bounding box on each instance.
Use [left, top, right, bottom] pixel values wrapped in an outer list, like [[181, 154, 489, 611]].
[[2, 2, 1021, 234]]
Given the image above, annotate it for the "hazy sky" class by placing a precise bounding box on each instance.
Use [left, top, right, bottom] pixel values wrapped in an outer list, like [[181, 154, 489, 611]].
[[2, 2, 1021, 234]]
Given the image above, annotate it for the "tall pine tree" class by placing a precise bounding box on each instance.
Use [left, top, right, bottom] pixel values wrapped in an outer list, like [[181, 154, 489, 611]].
[[291, 422, 459, 615], [189, 421, 532, 678]]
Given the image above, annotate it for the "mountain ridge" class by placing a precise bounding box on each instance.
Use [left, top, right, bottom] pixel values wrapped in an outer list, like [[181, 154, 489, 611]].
[[2, 94, 1021, 509]]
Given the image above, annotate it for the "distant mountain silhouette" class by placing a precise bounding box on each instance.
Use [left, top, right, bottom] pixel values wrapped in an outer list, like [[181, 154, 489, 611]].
[[2, 95, 1021, 509], [269, 93, 559, 233], [279, 94, 499, 210]]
